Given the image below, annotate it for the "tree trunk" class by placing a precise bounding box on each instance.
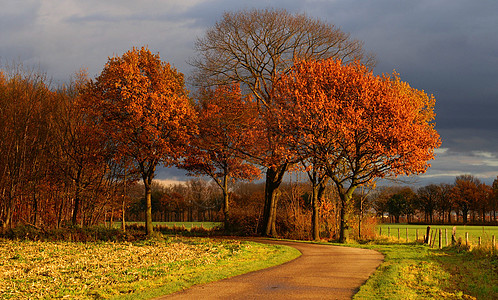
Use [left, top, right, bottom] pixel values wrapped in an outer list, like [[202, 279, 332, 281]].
[[32, 186, 38, 227], [262, 164, 287, 237], [2, 185, 15, 230], [311, 185, 320, 240], [339, 197, 347, 243], [222, 174, 230, 230], [72, 171, 82, 226], [122, 173, 127, 232], [144, 175, 153, 236], [121, 198, 126, 232], [336, 184, 356, 243], [311, 181, 327, 241]]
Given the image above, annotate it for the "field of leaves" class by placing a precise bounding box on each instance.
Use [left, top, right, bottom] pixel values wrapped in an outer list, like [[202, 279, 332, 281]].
[[0, 237, 297, 299]]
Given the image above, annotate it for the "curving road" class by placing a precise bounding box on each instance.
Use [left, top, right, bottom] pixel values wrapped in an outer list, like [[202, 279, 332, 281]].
[[158, 238, 384, 300]]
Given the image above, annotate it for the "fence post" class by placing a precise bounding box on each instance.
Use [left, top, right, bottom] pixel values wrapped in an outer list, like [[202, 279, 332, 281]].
[[493, 235, 496, 253], [416, 229, 419, 242], [465, 232, 469, 247], [445, 228, 448, 247], [425, 226, 431, 244], [478, 237, 481, 247], [452, 226, 457, 245], [406, 228, 409, 242], [379, 227, 382, 237], [439, 229, 442, 249], [398, 228, 400, 240]]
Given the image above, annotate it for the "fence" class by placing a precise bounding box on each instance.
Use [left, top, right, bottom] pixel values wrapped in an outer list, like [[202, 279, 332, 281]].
[[378, 225, 497, 251]]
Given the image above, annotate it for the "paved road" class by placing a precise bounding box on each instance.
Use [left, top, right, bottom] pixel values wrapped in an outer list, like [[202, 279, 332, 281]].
[[158, 238, 384, 300]]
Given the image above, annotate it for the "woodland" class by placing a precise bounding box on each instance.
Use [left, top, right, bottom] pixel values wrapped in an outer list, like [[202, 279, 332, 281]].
[[1, 8, 496, 242]]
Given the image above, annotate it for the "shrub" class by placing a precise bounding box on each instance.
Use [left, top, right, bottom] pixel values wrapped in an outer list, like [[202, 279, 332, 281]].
[[0, 224, 142, 242]]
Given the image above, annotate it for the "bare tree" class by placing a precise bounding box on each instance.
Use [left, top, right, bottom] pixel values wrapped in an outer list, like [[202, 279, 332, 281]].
[[191, 8, 375, 236]]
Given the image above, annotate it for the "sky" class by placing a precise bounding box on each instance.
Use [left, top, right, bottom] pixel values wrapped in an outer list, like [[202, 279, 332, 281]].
[[2, 0, 498, 186]]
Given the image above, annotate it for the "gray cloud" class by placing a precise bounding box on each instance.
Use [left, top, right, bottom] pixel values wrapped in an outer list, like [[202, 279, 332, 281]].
[[2, 0, 497, 184]]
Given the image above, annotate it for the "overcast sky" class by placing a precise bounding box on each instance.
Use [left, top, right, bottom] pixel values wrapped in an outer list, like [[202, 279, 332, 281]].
[[2, 0, 497, 185]]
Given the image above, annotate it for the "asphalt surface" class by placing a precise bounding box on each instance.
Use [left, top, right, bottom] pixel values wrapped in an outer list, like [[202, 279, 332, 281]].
[[157, 238, 384, 300]]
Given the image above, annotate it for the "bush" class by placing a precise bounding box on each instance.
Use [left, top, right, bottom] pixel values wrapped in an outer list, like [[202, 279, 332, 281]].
[[1, 224, 142, 242]]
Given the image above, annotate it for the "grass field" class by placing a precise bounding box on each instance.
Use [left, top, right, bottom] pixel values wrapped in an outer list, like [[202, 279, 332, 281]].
[[0, 236, 300, 299], [377, 224, 498, 246], [353, 241, 498, 300]]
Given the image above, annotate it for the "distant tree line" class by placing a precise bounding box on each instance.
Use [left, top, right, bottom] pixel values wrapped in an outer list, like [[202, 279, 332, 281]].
[[369, 175, 498, 224]]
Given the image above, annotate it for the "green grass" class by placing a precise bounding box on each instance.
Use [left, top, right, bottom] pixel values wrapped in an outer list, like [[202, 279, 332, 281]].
[[0, 236, 300, 299], [378, 224, 498, 246], [115, 221, 223, 230], [352, 240, 498, 299]]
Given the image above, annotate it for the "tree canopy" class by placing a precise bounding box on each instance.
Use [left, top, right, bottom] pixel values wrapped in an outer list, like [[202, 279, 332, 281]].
[[192, 8, 375, 236], [272, 58, 441, 241], [79, 46, 196, 235]]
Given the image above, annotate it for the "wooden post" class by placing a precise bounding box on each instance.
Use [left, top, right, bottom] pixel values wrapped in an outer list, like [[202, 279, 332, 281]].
[[416, 229, 419, 242], [439, 229, 442, 249], [432, 230, 437, 247], [478, 237, 481, 247], [379, 227, 382, 236], [406, 228, 409, 242], [493, 235, 496, 252], [465, 232, 469, 247], [452, 226, 457, 245], [388, 227, 391, 238], [425, 226, 431, 244], [398, 228, 400, 240], [445, 229, 448, 247]]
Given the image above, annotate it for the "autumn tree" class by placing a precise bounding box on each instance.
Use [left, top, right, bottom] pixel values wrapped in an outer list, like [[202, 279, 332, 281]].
[[416, 184, 439, 223], [0, 67, 57, 229], [491, 177, 498, 221], [272, 58, 441, 242], [50, 72, 113, 226], [451, 175, 487, 223], [436, 183, 454, 223], [79, 47, 195, 236], [179, 84, 260, 229], [191, 8, 374, 236], [387, 187, 416, 223]]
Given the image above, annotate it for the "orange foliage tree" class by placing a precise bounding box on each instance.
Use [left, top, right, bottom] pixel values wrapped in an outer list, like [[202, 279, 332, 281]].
[[53, 72, 111, 226], [451, 175, 490, 223], [79, 47, 195, 236], [0, 68, 58, 229], [272, 58, 441, 242], [192, 8, 375, 237], [179, 84, 260, 229]]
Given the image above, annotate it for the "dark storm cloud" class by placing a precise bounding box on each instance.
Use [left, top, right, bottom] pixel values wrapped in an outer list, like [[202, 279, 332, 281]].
[[309, 1, 498, 173], [1, 0, 497, 184]]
